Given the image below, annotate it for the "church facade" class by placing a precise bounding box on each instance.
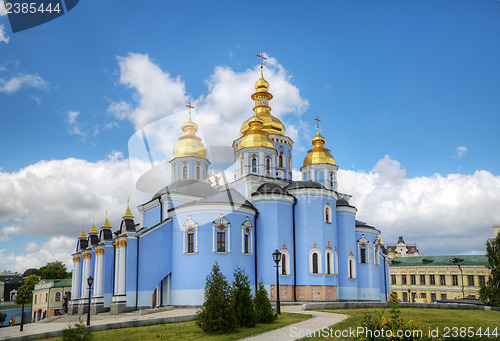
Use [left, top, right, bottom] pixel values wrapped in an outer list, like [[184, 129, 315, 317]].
[[69, 57, 390, 314]]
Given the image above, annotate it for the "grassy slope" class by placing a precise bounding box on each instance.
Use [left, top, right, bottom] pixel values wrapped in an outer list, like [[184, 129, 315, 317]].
[[44, 312, 311, 341]]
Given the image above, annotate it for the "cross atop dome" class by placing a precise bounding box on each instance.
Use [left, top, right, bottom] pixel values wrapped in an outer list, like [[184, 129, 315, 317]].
[[256, 50, 267, 68]]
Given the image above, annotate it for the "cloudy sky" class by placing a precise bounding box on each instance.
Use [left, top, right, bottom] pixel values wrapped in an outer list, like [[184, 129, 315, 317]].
[[0, 1, 499, 272]]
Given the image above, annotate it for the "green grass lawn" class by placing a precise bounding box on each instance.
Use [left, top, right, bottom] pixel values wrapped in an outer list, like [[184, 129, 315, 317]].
[[43, 312, 311, 341], [303, 308, 500, 340]]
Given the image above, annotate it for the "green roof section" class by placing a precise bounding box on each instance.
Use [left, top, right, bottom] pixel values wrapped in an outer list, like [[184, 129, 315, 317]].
[[53, 278, 72, 288], [389, 255, 488, 267]]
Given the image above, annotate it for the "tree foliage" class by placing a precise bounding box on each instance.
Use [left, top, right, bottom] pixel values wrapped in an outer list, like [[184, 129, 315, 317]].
[[230, 268, 255, 328], [196, 262, 237, 333], [0, 312, 6, 325], [479, 233, 500, 307], [39, 261, 71, 279], [62, 319, 93, 341], [15, 274, 40, 304], [254, 281, 276, 323]]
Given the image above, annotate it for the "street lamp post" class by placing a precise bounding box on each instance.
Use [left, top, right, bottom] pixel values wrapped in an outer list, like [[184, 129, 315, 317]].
[[87, 276, 93, 326], [20, 292, 26, 332], [272, 249, 282, 314]]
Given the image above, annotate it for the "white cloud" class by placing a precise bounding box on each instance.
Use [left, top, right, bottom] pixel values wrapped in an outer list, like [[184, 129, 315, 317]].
[[338, 155, 500, 255], [0, 73, 48, 94], [0, 3, 7, 15], [65, 111, 86, 137], [0, 155, 150, 239], [456, 146, 467, 158], [0, 225, 20, 241], [0, 24, 9, 44], [24, 241, 38, 252]]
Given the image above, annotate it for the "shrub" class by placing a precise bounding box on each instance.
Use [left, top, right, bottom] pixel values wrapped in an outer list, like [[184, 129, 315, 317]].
[[254, 281, 276, 323], [62, 319, 92, 341], [0, 312, 6, 325], [230, 268, 256, 328], [196, 262, 236, 333]]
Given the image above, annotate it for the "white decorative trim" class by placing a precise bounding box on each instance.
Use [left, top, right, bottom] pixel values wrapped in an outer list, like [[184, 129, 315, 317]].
[[324, 203, 332, 223], [280, 249, 290, 276], [325, 249, 334, 274], [309, 247, 323, 275], [357, 234, 370, 264], [241, 217, 253, 255], [348, 255, 357, 279], [182, 216, 199, 254], [212, 214, 231, 253]]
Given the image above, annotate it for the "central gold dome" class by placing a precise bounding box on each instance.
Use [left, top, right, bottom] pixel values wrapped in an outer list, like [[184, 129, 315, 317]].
[[173, 112, 207, 159], [238, 113, 274, 150]]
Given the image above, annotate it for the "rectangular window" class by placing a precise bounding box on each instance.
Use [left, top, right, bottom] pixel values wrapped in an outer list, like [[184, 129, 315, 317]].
[[441, 293, 447, 300], [244, 234, 249, 254], [45, 293, 48, 302], [421, 293, 427, 300], [402, 292, 408, 302], [410, 274, 416, 285], [452, 275, 458, 286], [411, 292, 416, 302], [360, 248, 367, 264], [401, 275, 407, 285], [217, 231, 225, 252], [420, 275, 426, 285], [479, 275, 485, 286], [391, 274, 396, 285], [34, 295, 37, 304], [431, 293, 437, 302], [440, 275, 446, 286], [468, 275, 475, 287], [430, 275, 435, 285], [187, 233, 194, 253]]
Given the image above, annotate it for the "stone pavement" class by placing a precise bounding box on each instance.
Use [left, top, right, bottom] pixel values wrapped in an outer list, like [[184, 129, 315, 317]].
[[0, 305, 349, 341], [242, 305, 349, 341]]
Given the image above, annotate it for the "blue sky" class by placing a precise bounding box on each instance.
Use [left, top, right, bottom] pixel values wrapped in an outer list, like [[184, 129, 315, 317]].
[[0, 0, 499, 272]]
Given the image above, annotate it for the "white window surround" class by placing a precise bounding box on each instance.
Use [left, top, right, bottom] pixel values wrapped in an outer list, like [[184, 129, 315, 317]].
[[348, 255, 357, 279], [324, 203, 332, 224], [325, 249, 334, 275], [241, 217, 253, 255], [309, 248, 322, 275], [280, 249, 290, 276], [182, 216, 199, 254], [357, 234, 370, 264], [212, 214, 231, 253]]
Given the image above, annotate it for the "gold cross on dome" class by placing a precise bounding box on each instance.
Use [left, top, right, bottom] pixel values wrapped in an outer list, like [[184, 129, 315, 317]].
[[256, 51, 267, 68], [314, 116, 321, 129], [186, 102, 194, 120]]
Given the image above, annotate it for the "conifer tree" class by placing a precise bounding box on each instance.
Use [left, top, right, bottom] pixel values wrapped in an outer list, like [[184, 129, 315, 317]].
[[479, 233, 500, 307], [230, 268, 256, 328], [254, 281, 277, 323], [196, 262, 237, 333]]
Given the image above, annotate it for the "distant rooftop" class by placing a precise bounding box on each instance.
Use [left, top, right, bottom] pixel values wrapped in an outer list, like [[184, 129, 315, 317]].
[[389, 255, 488, 267]]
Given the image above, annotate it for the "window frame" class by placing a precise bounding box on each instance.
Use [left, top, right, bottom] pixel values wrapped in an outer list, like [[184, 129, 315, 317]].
[[309, 248, 323, 275], [212, 215, 231, 253], [182, 216, 199, 254]]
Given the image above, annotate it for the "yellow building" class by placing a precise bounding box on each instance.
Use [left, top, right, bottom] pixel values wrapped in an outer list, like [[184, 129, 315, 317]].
[[389, 255, 489, 303], [31, 279, 72, 322]]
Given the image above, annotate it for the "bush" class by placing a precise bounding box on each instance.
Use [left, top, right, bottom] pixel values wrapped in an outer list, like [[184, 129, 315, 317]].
[[62, 319, 92, 341], [230, 268, 256, 328], [254, 281, 276, 323], [0, 312, 6, 325], [196, 262, 236, 333]]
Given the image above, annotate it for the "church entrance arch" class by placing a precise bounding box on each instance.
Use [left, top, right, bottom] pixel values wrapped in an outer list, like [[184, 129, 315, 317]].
[[152, 274, 170, 308]]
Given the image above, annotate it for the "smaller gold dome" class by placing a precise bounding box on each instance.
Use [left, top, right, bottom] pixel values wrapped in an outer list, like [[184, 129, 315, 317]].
[[123, 199, 134, 219], [255, 70, 269, 93], [89, 223, 98, 235], [302, 129, 336, 167], [238, 114, 274, 150], [79, 228, 87, 239], [173, 110, 207, 159]]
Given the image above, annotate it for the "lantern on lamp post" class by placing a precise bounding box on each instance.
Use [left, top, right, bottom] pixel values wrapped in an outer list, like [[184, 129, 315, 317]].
[[20, 291, 26, 332], [87, 276, 93, 326], [272, 249, 282, 314]]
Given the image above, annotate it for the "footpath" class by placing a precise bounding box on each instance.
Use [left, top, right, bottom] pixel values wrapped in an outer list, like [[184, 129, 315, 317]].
[[0, 304, 349, 341]]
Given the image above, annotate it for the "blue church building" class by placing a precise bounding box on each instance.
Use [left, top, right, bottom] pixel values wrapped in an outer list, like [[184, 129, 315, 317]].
[[69, 58, 389, 314]]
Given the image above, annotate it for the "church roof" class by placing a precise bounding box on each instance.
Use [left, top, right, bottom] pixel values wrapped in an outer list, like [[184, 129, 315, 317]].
[[152, 180, 219, 200], [254, 182, 289, 195], [285, 181, 326, 190], [337, 198, 356, 208], [174, 188, 255, 211], [355, 220, 376, 229]]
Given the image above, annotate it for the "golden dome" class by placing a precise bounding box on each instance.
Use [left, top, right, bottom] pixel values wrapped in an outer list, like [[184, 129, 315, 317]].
[[79, 227, 87, 239], [173, 106, 207, 159], [238, 113, 274, 150], [102, 212, 111, 228], [123, 199, 134, 219], [89, 222, 98, 235], [240, 62, 285, 136], [302, 127, 336, 167]]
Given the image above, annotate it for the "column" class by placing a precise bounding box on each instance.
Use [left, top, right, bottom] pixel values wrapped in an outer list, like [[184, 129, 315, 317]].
[[72, 256, 81, 299], [97, 249, 104, 297], [114, 243, 120, 294], [118, 240, 127, 295], [81, 254, 88, 298]]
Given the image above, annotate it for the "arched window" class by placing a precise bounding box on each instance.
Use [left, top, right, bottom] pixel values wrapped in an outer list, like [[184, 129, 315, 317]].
[[265, 157, 270, 173], [357, 234, 370, 264], [240, 158, 244, 175], [182, 166, 188, 179], [241, 217, 253, 255], [196, 166, 200, 180], [325, 250, 334, 275], [182, 216, 198, 254], [280, 250, 290, 275], [55, 292, 61, 302], [279, 154, 283, 168], [251, 157, 257, 173], [309, 249, 322, 274], [329, 172, 334, 188], [212, 214, 231, 253], [173, 164, 176, 180], [348, 256, 356, 279], [360, 247, 367, 264], [324, 204, 332, 223]]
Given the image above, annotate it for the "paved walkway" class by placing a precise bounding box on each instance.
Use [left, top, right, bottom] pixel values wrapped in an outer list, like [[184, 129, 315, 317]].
[[242, 305, 349, 341], [0, 305, 349, 341]]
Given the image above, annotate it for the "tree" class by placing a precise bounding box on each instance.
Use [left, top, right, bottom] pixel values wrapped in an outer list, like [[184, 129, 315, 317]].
[[230, 268, 255, 328], [0, 312, 6, 325], [39, 261, 71, 279], [254, 281, 276, 323], [15, 274, 40, 304], [196, 262, 236, 333], [479, 233, 500, 307]]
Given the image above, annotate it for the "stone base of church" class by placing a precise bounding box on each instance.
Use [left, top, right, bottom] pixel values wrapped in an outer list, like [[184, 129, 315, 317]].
[[270, 285, 337, 301], [90, 297, 109, 314], [68, 301, 79, 315], [110, 295, 132, 315]]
